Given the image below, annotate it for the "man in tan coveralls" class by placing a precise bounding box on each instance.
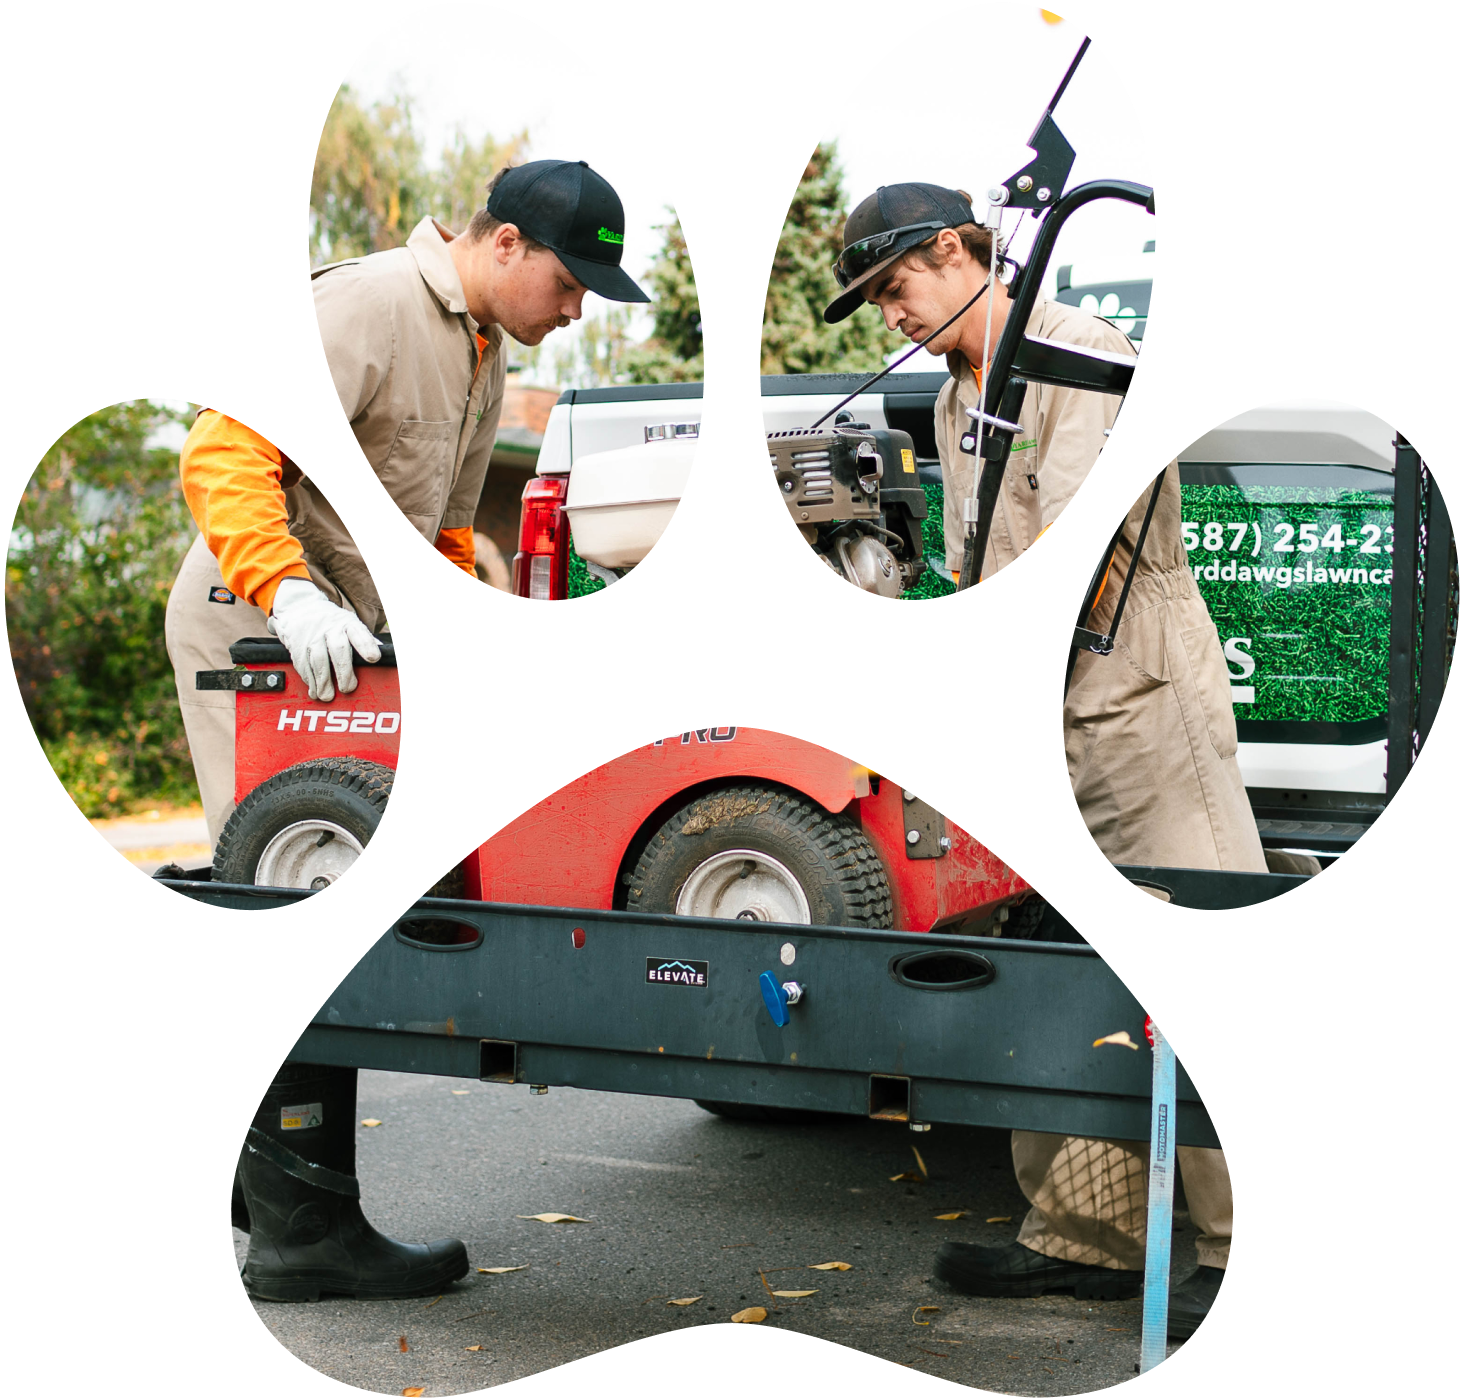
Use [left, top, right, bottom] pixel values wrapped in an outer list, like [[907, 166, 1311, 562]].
[[826, 182, 1264, 1337], [165, 159, 649, 1305]]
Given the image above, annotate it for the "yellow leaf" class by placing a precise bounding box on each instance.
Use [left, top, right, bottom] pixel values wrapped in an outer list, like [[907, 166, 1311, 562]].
[[667, 1296, 703, 1306], [772, 1289, 818, 1298], [912, 1305, 942, 1326], [985, 1216, 1013, 1224], [404, 1389, 426, 1397], [731, 1306, 768, 1323], [361, 1119, 383, 1127], [911, 1145, 928, 1177], [1093, 1030, 1140, 1050], [398, 1336, 409, 1353], [1041, 9, 1065, 24], [808, 1262, 852, 1271], [935, 1212, 969, 1221], [889, 1171, 925, 1182], [516, 1213, 590, 1223], [450, 1090, 469, 1096], [476, 1265, 528, 1274], [465, 1345, 484, 1352]]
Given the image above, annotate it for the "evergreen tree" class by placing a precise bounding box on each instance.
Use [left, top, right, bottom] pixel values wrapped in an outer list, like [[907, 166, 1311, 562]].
[[761, 143, 907, 375]]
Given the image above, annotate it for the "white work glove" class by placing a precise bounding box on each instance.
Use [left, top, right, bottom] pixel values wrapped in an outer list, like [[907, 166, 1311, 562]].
[[267, 577, 382, 701]]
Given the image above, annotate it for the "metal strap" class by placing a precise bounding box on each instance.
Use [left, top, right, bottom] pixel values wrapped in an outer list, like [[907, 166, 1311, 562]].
[[1063, 468, 1166, 698], [244, 1126, 360, 1198]]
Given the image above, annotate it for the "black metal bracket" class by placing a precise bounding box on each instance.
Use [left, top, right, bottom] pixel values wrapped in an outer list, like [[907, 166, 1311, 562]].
[[1000, 37, 1088, 214], [195, 668, 287, 692], [1073, 627, 1113, 655]]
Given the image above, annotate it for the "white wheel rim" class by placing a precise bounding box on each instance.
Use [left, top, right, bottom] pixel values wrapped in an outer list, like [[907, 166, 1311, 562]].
[[254, 819, 364, 890], [675, 848, 812, 925]]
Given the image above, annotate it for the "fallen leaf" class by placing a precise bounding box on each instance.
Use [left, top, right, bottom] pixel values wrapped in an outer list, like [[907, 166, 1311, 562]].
[[398, 1336, 409, 1352], [516, 1213, 590, 1223], [451, 1090, 470, 1096], [911, 1145, 929, 1178], [935, 1212, 969, 1221], [422, 1295, 442, 1310], [912, 1305, 941, 1326], [361, 1119, 383, 1128], [808, 1262, 852, 1271], [771, 1289, 818, 1298], [464, 1345, 484, 1352], [1093, 1030, 1140, 1050], [667, 1296, 702, 1306], [889, 1171, 925, 1182], [730, 1306, 767, 1323], [404, 1389, 426, 1397], [985, 1216, 1013, 1224], [477, 1266, 528, 1274]]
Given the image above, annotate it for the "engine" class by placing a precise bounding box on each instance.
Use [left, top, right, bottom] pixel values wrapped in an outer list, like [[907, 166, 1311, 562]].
[[767, 421, 925, 606]]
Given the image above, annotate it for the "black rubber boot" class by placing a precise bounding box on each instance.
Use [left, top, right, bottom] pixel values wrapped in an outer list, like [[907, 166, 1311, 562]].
[[231, 1171, 250, 1233], [1167, 1264, 1223, 1340], [238, 1062, 468, 1302], [934, 1241, 1143, 1300]]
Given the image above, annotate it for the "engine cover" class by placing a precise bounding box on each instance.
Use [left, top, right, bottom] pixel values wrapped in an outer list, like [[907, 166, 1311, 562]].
[[769, 426, 883, 525]]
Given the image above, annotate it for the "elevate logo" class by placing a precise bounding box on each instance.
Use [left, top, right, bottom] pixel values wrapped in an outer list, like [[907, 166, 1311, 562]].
[[646, 958, 708, 988]]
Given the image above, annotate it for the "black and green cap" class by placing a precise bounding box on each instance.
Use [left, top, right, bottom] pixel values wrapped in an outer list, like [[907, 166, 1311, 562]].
[[486, 159, 649, 304]]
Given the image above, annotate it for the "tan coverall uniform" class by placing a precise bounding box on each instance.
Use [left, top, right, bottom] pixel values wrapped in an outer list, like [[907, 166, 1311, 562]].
[[936, 292, 1130, 597], [935, 291, 1266, 1272], [165, 216, 507, 844]]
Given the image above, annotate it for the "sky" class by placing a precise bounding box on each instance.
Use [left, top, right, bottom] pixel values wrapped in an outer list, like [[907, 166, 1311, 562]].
[[825, 2, 1464, 313], [323, 5, 1464, 392]]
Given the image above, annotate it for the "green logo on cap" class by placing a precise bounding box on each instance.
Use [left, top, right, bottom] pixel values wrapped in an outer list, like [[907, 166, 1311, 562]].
[[597, 227, 624, 245]]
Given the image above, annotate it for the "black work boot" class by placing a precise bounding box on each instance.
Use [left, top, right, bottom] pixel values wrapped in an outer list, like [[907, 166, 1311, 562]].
[[238, 1062, 468, 1302], [935, 1241, 1142, 1300], [1168, 1264, 1224, 1340]]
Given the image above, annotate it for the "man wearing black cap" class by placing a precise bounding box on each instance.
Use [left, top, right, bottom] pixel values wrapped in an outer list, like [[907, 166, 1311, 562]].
[[166, 160, 648, 1303], [825, 181, 1132, 582], [825, 183, 1252, 1341]]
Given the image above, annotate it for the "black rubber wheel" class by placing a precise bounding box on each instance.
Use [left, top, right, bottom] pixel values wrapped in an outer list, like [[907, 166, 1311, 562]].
[[214, 757, 393, 888], [625, 785, 893, 928], [692, 1100, 829, 1124]]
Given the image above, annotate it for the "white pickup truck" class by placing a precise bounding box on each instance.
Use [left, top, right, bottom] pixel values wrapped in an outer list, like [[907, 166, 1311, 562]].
[[507, 267, 1405, 866]]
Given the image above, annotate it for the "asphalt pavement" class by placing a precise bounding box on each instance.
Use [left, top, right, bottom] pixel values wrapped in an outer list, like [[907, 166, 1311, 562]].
[[234, 1071, 1195, 1394]]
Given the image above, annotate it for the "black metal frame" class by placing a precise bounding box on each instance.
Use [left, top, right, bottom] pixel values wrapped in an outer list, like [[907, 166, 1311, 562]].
[[1386, 436, 1457, 797], [953, 45, 1154, 593]]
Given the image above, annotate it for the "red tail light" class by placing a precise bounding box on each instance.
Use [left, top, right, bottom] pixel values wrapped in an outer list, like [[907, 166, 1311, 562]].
[[512, 474, 570, 600]]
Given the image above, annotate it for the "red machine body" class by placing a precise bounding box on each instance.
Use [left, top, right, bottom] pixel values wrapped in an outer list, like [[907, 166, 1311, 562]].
[[234, 655, 1136, 931]]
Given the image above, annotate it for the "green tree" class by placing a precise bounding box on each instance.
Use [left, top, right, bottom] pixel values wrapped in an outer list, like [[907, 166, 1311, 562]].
[[761, 142, 907, 375], [7, 401, 200, 816], [622, 214, 703, 384], [552, 306, 642, 388], [310, 85, 528, 266]]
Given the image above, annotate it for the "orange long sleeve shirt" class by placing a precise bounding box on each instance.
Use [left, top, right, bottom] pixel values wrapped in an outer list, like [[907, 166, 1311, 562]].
[[179, 411, 311, 614], [179, 411, 477, 614]]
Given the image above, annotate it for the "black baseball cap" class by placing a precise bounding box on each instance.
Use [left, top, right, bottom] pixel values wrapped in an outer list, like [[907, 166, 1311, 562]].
[[486, 159, 650, 303], [823, 183, 976, 324]]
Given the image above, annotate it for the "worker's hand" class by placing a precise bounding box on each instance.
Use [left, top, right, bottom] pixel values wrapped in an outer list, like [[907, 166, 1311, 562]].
[[267, 577, 382, 701]]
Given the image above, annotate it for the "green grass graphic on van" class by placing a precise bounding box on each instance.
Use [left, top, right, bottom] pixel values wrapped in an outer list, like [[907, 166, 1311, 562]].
[[1183, 482, 1392, 725]]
